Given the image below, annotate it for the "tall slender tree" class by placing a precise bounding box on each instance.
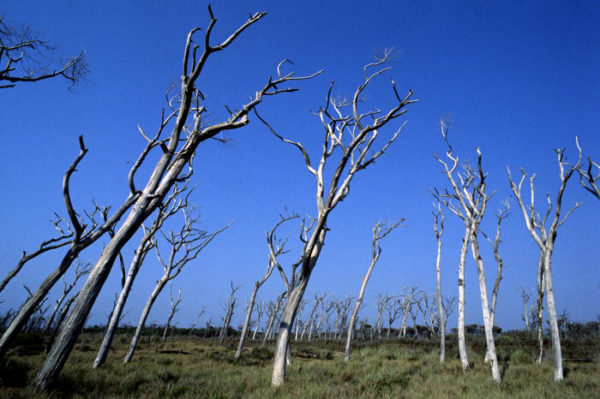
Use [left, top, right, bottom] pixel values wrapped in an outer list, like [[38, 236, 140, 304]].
[[434, 122, 500, 382], [345, 220, 403, 360], [259, 49, 415, 386], [432, 203, 445, 362], [507, 147, 582, 381]]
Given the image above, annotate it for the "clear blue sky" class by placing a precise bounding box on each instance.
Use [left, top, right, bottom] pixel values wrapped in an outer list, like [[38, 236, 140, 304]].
[[1, 0, 598, 332]]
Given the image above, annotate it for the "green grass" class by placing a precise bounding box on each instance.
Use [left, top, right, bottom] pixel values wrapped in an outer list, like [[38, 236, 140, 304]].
[[0, 334, 598, 398]]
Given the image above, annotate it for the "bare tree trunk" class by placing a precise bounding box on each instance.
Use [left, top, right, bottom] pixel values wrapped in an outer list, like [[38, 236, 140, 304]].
[[345, 220, 402, 361], [272, 278, 308, 386], [300, 296, 320, 340], [262, 292, 285, 345], [483, 203, 509, 364], [252, 303, 263, 340], [543, 247, 563, 380], [457, 226, 470, 371], [507, 147, 580, 382], [235, 283, 259, 359], [536, 252, 545, 363], [433, 206, 445, 363], [219, 283, 238, 346], [124, 276, 166, 363], [45, 293, 78, 352], [266, 50, 414, 386], [162, 286, 182, 342], [93, 223, 156, 368], [520, 287, 530, 331], [470, 232, 501, 382]]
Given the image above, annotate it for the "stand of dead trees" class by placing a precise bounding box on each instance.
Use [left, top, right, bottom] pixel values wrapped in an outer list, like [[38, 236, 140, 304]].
[[30, 7, 320, 391]]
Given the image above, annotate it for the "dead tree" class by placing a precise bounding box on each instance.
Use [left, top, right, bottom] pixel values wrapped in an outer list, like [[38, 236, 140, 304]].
[[442, 296, 457, 333], [0, 215, 73, 295], [313, 296, 334, 340], [433, 203, 445, 362], [482, 200, 510, 331], [262, 291, 286, 345], [386, 298, 403, 339], [481, 200, 510, 362], [306, 294, 327, 340], [219, 282, 240, 346], [372, 294, 392, 340], [332, 296, 353, 340], [0, 138, 135, 361], [235, 215, 295, 359], [507, 147, 581, 381], [576, 138, 600, 200], [190, 308, 205, 337], [0, 15, 87, 89], [33, 7, 319, 391], [22, 285, 49, 333], [418, 292, 438, 338], [260, 49, 415, 386], [294, 300, 306, 341], [93, 184, 189, 368], [162, 285, 182, 342], [42, 261, 89, 338], [398, 286, 418, 338], [252, 302, 265, 340], [434, 122, 500, 382], [125, 212, 230, 363], [345, 220, 403, 360], [300, 294, 323, 340], [520, 287, 531, 331]]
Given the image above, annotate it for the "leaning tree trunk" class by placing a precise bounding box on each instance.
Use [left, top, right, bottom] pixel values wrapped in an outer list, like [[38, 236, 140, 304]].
[[235, 283, 259, 360], [300, 299, 319, 340], [470, 231, 501, 382], [0, 247, 79, 359], [124, 275, 167, 363], [272, 277, 308, 387], [457, 226, 470, 371], [93, 243, 151, 368], [543, 247, 563, 381]]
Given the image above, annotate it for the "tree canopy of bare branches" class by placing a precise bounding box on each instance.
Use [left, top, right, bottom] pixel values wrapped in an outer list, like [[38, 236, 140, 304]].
[[0, 15, 87, 89], [259, 49, 415, 386], [434, 121, 501, 382], [507, 146, 582, 381]]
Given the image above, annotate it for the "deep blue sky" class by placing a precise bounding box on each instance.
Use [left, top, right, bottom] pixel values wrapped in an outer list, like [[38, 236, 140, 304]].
[[1, 1, 599, 331]]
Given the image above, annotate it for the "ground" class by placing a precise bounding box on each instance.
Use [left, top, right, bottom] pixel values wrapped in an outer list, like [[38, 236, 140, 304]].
[[0, 332, 598, 398]]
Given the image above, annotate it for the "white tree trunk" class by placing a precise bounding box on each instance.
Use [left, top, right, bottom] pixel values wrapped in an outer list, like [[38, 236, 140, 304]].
[[536, 251, 545, 363], [124, 275, 166, 363], [345, 253, 378, 361], [470, 232, 501, 382], [235, 283, 259, 360], [457, 227, 470, 371], [272, 278, 308, 387], [435, 222, 445, 363], [543, 247, 563, 381], [93, 245, 149, 368]]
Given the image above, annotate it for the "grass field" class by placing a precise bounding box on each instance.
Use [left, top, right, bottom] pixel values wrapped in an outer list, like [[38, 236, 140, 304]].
[[1, 333, 598, 398]]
